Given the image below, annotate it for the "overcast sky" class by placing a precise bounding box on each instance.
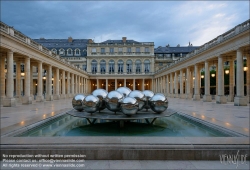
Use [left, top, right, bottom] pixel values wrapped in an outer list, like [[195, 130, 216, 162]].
[[1, 1, 249, 47]]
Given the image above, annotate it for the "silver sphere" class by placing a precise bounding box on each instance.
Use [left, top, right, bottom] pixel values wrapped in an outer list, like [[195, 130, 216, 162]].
[[92, 89, 108, 112], [128, 90, 146, 110], [142, 90, 154, 111], [72, 94, 86, 111], [121, 97, 139, 116], [116, 87, 131, 97], [149, 93, 168, 113], [82, 95, 100, 113], [105, 91, 124, 113]]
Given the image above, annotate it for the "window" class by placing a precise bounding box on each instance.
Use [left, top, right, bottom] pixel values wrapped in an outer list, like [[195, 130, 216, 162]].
[[166, 54, 171, 57], [118, 60, 124, 74], [159, 63, 163, 66], [67, 49, 73, 56], [127, 47, 131, 53], [92, 48, 96, 53], [135, 60, 141, 73], [145, 47, 149, 52], [21, 64, 24, 72], [126, 60, 132, 74], [110, 48, 114, 53], [100, 60, 106, 74], [59, 49, 65, 55], [118, 48, 123, 52], [82, 65, 87, 71], [136, 47, 140, 53], [52, 49, 57, 54], [14, 65, 16, 73], [101, 48, 105, 53], [109, 60, 115, 74], [144, 59, 150, 73], [75, 49, 80, 56], [91, 60, 97, 74]]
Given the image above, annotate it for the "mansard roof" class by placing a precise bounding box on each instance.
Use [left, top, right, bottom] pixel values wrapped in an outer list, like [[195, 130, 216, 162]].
[[154, 46, 199, 53]]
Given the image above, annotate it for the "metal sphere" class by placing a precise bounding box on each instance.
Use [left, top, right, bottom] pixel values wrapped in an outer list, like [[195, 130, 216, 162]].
[[92, 89, 108, 112], [149, 93, 168, 113], [105, 91, 124, 113], [121, 97, 139, 116], [128, 90, 146, 110], [116, 87, 132, 97], [142, 90, 154, 111], [82, 95, 100, 113], [72, 94, 86, 111]]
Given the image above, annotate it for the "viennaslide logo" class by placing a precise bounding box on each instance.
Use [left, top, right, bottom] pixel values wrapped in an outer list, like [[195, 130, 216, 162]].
[[219, 150, 248, 169]]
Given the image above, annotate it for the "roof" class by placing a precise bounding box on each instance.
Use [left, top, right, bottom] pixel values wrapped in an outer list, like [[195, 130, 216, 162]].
[[154, 46, 199, 53], [33, 39, 89, 57], [100, 39, 141, 44]]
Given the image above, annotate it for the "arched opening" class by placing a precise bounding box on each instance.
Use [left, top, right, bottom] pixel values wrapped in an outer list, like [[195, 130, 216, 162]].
[[109, 60, 115, 74], [91, 60, 97, 74], [144, 59, 150, 73], [100, 60, 106, 74], [118, 60, 124, 74], [126, 59, 132, 74]]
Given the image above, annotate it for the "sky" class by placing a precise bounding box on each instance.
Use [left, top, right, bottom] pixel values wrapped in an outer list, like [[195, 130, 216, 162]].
[[1, 1, 249, 47]]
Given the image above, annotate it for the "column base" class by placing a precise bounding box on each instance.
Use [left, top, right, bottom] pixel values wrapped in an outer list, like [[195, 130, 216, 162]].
[[46, 95, 53, 101], [185, 94, 192, 99], [193, 94, 200, 101], [203, 95, 212, 102], [3, 97, 16, 107], [216, 95, 227, 104], [174, 94, 179, 98], [234, 96, 247, 106], [22, 96, 32, 104], [66, 94, 71, 98], [53, 94, 60, 100], [179, 94, 185, 99], [60, 94, 66, 99], [36, 95, 44, 102], [227, 95, 234, 102]]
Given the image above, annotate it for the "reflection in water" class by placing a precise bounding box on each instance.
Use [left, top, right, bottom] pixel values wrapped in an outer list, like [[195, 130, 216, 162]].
[[17, 114, 232, 137]]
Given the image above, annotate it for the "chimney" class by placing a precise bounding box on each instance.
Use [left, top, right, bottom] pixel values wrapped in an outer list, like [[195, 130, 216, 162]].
[[68, 37, 73, 43], [122, 37, 127, 43], [88, 39, 93, 44]]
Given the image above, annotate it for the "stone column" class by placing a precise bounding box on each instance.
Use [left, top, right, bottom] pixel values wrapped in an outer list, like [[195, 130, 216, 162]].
[[234, 49, 247, 106], [174, 72, 178, 98], [193, 64, 200, 100], [229, 59, 235, 102], [179, 70, 184, 98], [71, 73, 74, 96], [142, 78, 145, 91], [75, 75, 78, 94], [83, 78, 86, 94], [133, 79, 135, 90], [1, 55, 6, 100], [166, 75, 169, 96], [22, 57, 32, 104], [66, 71, 70, 97], [170, 73, 173, 97], [30, 64, 34, 100], [124, 79, 126, 87], [36, 61, 44, 102], [247, 56, 250, 103], [203, 60, 212, 102], [216, 55, 227, 104], [216, 63, 218, 95], [61, 70, 66, 99], [15, 60, 21, 101], [185, 67, 192, 99], [97, 78, 100, 89], [46, 65, 53, 101], [53, 68, 60, 100]]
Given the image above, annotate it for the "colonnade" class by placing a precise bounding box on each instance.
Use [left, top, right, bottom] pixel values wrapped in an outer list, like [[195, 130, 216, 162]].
[[153, 48, 250, 106], [1, 50, 90, 107]]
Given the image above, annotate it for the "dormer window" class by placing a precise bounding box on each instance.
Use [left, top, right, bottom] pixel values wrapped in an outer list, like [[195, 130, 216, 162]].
[[92, 48, 96, 53], [67, 49, 73, 56], [51, 49, 57, 54], [59, 49, 65, 55], [75, 49, 80, 56]]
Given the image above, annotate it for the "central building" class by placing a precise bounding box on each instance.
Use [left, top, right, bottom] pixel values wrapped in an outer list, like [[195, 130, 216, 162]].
[[87, 37, 155, 92]]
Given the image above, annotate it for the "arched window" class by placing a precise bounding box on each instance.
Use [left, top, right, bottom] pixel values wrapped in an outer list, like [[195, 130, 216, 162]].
[[59, 49, 65, 55], [144, 59, 150, 73], [100, 60, 106, 74], [67, 49, 73, 56], [118, 60, 124, 74], [51, 49, 57, 54], [75, 49, 80, 56], [135, 60, 141, 74], [109, 60, 115, 74], [91, 60, 97, 74], [126, 59, 132, 74]]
